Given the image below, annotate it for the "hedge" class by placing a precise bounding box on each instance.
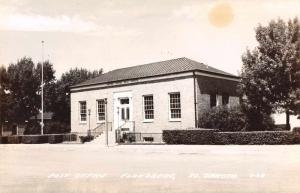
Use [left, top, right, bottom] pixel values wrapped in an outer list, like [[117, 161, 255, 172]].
[[7, 136, 22, 144], [48, 135, 64, 144], [214, 131, 300, 145], [0, 134, 78, 144], [163, 129, 218, 144], [0, 136, 8, 144], [163, 129, 300, 145], [21, 135, 49, 144]]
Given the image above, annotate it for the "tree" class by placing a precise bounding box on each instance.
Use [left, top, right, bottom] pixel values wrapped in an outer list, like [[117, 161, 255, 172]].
[[5, 57, 56, 134], [7, 57, 40, 124], [35, 61, 56, 112], [240, 18, 300, 129], [53, 68, 102, 124], [0, 65, 10, 125]]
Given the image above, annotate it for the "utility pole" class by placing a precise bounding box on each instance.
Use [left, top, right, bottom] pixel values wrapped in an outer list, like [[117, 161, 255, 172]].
[[105, 98, 108, 146], [41, 40, 44, 135]]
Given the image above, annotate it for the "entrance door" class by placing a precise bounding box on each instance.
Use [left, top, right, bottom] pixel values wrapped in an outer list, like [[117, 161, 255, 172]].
[[119, 97, 131, 125], [113, 91, 134, 132]]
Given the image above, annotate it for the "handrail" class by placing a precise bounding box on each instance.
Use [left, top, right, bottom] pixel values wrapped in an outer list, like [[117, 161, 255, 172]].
[[91, 122, 105, 133], [89, 122, 113, 138]]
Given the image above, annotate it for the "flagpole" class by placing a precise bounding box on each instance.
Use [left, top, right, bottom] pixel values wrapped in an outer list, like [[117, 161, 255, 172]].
[[41, 40, 44, 135]]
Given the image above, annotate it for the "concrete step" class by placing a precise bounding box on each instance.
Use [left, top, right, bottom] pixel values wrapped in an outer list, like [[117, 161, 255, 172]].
[[86, 131, 116, 145]]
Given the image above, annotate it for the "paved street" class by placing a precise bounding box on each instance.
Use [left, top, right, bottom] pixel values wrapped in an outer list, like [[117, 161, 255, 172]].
[[1, 144, 300, 193]]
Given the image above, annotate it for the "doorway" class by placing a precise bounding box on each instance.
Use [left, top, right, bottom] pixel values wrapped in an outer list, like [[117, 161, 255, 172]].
[[113, 91, 134, 132]]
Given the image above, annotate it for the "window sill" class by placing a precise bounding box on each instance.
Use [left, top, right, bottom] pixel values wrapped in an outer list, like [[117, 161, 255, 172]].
[[79, 122, 87, 125], [96, 121, 106, 124], [169, 119, 181, 122], [143, 120, 154, 123]]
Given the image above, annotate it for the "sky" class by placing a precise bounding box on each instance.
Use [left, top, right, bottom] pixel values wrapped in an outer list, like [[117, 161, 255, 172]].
[[1, 0, 300, 77]]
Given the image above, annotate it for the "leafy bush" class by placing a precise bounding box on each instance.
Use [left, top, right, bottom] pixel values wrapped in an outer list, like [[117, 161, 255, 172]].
[[293, 127, 300, 133], [214, 131, 300, 145], [162, 130, 300, 145], [122, 132, 136, 143], [198, 106, 246, 132], [79, 135, 94, 143], [163, 129, 218, 144], [198, 106, 275, 131], [241, 104, 275, 131]]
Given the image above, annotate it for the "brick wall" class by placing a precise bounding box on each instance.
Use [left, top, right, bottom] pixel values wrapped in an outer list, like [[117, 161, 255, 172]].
[[195, 75, 240, 120], [71, 77, 196, 133]]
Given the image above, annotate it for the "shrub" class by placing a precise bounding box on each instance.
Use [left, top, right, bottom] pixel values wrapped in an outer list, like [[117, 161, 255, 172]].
[[198, 106, 246, 132], [48, 135, 64, 144], [21, 135, 48, 144], [163, 129, 217, 144], [214, 131, 299, 145], [241, 105, 275, 131], [7, 136, 22, 144], [79, 135, 94, 143], [293, 127, 300, 133], [162, 130, 300, 145], [122, 132, 136, 143]]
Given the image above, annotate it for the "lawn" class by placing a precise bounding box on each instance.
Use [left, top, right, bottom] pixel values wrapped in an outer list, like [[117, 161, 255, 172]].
[[1, 144, 300, 193]]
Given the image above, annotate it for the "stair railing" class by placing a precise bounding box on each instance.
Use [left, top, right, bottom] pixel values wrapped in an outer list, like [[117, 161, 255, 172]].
[[90, 122, 113, 138]]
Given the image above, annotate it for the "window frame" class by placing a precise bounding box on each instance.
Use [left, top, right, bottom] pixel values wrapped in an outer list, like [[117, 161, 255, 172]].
[[210, 93, 217, 108], [168, 92, 181, 122], [79, 101, 87, 123], [143, 95, 154, 122], [222, 93, 229, 106], [96, 99, 106, 123]]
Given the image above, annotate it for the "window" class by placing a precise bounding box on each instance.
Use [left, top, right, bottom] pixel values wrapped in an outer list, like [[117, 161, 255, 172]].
[[169, 93, 181, 120], [126, 107, 130, 120], [79, 101, 87, 122], [222, 93, 229, 105], [121, 108, 125, 120], [143, 95, 154, 120], [121, 107, 130, 120], [210, 94, 216, 107], [97, 99, 105, 121], [120, 98, 129, 104]]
